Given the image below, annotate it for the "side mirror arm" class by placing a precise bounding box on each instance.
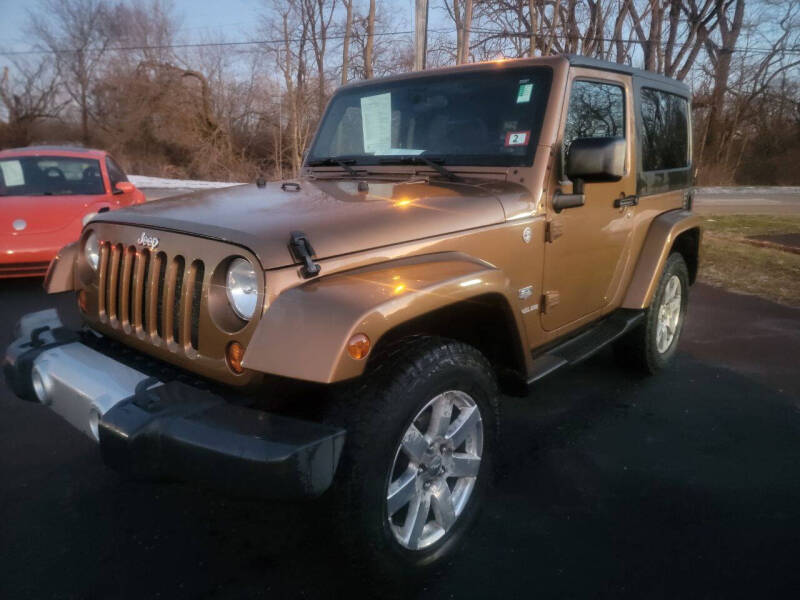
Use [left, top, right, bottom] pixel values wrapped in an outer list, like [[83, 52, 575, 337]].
[[552, 178, 585, 213]]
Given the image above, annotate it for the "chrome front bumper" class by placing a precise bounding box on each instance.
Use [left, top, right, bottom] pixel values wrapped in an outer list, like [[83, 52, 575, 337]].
[[4, 310, 345, 498], [4, 310, 161, 439], [31, 341, 161, 441]]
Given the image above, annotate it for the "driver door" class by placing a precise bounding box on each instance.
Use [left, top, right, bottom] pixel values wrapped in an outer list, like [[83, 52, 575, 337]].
[[541, 72, 637, 332]]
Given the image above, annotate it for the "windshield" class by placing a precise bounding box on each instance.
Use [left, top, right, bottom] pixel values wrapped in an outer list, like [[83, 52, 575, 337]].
[[308, 66, 552, 168], [0, 156, 105, 196]]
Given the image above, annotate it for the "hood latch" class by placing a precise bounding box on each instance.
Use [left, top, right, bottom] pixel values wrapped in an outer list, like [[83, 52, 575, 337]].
[[288, 231, 321, 279]]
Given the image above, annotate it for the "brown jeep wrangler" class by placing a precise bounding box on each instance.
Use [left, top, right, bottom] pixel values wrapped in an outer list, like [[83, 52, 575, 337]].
[[5, 55, 700, 573]]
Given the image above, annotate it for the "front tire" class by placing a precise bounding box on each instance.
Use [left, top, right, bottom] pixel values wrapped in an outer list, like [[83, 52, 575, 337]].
[[615, 252, 690, 374], [323, 337, 499, 575]]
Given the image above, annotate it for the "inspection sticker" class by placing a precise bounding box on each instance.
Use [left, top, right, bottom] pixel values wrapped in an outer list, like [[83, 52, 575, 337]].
[[516, 82, 534, 103], [505, 130, 530, 146]]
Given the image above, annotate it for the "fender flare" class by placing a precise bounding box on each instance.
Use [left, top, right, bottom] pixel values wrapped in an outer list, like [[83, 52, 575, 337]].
[[44, 241, 78, 294], [242, 253, 529, 383], [622, 210, 703, 309]]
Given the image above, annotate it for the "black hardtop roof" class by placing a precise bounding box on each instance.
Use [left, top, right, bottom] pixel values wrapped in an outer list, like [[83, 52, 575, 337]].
[[566, 54, 691, 97]]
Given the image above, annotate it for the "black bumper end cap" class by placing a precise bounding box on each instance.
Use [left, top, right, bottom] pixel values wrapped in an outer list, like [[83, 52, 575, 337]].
[[99, 381, 345, 499]]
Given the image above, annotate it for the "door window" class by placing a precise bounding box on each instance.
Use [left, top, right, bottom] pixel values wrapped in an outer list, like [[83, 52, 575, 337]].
[[563, 80, 625, 159], [105, 156, 129, 187]]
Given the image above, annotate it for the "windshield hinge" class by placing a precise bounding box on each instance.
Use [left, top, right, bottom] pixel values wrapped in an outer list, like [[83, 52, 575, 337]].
[[288, 231, 321, 279], [545, 219, 563, 243]]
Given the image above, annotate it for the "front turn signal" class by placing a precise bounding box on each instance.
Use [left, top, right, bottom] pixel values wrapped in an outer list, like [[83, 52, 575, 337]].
[[347, 333, 371, 360], [226, 341, 245, 374], [77, 289, 88, 313]]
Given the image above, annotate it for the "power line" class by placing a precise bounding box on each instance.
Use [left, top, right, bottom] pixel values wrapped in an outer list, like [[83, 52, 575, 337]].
[[0, 26, 797, 58], [465, 27, 800, 56], [0, 28, 442, 57]]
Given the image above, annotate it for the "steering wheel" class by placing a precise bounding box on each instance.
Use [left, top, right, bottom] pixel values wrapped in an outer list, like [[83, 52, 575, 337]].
[[42, 166, 66, 181]]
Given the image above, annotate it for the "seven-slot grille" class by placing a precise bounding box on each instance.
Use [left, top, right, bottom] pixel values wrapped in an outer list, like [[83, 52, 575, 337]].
[[97, 241, 204, 351]]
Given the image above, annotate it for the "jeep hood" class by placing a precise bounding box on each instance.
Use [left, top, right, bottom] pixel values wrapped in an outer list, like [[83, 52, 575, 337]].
[[95, 178, 522, 269]]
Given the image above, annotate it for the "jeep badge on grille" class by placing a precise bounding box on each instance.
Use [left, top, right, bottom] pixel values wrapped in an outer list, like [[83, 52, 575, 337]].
[[136, 232, 159, 250]]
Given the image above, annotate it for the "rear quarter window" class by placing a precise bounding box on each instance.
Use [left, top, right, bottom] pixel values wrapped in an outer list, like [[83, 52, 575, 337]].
[[639, 88, 690, 171]]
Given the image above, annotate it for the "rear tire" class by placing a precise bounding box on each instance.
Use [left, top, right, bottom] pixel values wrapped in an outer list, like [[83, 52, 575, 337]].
[[322, 336, 499, 577], [615, 253, 689, 374]]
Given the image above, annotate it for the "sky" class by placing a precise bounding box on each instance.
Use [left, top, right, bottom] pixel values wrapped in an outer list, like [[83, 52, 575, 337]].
[[0, 0, 422, 54]]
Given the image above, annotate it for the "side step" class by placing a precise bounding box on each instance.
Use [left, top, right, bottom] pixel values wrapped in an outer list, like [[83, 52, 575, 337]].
[[527, 310, 645, 385]]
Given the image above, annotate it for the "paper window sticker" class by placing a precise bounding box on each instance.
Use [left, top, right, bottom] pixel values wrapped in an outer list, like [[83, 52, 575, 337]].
[[0, 160, 24, 186], [505, 131, 530, 146], [516, 83, 534, 104], [360, 93, 392, 154]]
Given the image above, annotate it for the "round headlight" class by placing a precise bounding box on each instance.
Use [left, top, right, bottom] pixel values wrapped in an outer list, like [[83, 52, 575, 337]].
[[226, 258, 258, 320], [84, 232, 100, 271]]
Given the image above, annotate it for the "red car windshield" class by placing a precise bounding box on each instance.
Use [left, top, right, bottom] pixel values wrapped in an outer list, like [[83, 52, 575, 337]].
[[0, 156, 106, 196]]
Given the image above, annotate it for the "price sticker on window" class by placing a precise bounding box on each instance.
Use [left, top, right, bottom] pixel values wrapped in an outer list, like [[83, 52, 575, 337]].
[[516, 83, 534, 103], [505, 131, 530, 146]]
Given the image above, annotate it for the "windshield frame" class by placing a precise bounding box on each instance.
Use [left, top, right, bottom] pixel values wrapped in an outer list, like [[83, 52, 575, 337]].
[[306, 65, 553, 169]]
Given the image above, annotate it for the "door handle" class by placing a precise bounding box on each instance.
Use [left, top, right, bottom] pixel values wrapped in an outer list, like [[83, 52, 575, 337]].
[[614, 194, 638, 208]]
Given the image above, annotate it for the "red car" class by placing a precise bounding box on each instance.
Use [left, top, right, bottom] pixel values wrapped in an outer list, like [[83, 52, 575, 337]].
[[0, 146, 145, 278]]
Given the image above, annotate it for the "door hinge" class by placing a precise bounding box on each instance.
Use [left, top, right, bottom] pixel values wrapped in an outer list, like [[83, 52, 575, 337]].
[[545, 220, 563, 243], [542, 290, 560, 313]]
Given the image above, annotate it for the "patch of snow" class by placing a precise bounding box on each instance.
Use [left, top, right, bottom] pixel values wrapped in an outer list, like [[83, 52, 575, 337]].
[[697, 186, 800, 195], [129, 175, 245, 189]]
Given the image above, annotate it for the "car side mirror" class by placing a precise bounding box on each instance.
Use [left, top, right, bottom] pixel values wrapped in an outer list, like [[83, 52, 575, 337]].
[[113, 181, 135, 195], [565, 136, 625, 193]]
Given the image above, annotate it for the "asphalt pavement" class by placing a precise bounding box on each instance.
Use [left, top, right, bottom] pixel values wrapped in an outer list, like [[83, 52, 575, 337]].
[[1, 280, 799, 599]]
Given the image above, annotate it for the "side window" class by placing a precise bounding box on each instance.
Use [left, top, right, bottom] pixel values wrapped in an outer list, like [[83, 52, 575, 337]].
[[563, 80, 625, 156], [105, 156, 129, 186], [640, 88, 689, 171]]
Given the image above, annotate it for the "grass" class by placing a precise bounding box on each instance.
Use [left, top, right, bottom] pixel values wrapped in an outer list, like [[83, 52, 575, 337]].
[[702, 215, 800, 237], [698, 215, 800, 308]]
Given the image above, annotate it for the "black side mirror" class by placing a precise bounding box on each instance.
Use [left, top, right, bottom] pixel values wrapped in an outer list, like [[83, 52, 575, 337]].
[[565, 136, 625, 192], [552, 136, 625, 213]]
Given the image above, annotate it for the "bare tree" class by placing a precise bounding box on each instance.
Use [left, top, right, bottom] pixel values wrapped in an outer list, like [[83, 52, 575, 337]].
[[0, 60, 65, 146], [364, 0, 376, 78], [304, 0, 338, 116], [261, 0, 314, 176], [699, 0, 745, 166], [341, 0, 354, 84], [449, 0, 474, 64], [626, 0, 719, 79], [28, 0, 112, 144]]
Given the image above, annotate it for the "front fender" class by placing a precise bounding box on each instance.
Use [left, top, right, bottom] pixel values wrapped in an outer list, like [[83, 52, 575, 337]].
[[44, 241, 78, 294], [242, 253, 527, 383], [622, 210, 703, 309]]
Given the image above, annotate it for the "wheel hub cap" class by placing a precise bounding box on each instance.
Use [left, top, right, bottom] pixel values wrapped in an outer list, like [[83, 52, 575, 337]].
[[386, 390, 483, 551], [656, 274, 682, 353]]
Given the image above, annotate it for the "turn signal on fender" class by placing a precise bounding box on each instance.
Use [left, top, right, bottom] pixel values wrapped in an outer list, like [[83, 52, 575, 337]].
[[77, 289, 88, 313], [226, 341, 245, 374], [347, 333, 371, 360]]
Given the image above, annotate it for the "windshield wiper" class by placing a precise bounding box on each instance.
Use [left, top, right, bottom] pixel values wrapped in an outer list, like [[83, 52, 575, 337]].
[[307, 157, 366, 178], [377, 155, 463, 182]]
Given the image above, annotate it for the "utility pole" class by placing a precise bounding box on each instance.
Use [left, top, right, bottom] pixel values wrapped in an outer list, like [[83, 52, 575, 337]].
[[414, 0, 429, 71]]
